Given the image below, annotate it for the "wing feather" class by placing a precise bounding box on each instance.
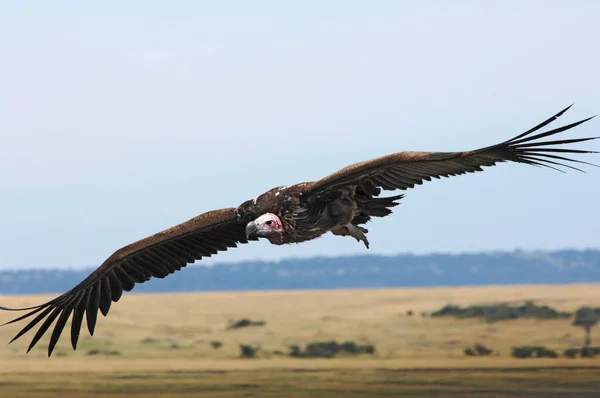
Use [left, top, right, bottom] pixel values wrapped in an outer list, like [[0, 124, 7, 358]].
[[1, 207, 251, 356], [70, 289, 90, 350], [48, 291, 83, 355], [306, 106, 598, 193]]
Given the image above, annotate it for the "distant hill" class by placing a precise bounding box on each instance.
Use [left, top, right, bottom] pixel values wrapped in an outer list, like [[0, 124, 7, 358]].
[[1, 249, 600, 295]]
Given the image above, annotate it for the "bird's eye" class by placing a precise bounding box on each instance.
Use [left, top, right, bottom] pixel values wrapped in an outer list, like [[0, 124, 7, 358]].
[[265, 220, 273, 226]]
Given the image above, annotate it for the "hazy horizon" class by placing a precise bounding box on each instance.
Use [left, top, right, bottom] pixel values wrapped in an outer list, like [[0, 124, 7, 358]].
[[1, 1, 599, 270]]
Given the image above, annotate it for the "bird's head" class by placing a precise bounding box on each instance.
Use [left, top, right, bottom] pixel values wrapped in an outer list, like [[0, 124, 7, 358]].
[[245, 213, 284, 245]]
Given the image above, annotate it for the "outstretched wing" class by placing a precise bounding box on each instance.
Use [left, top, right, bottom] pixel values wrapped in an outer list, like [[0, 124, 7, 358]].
[[1, 207, 252, 356], [305, 105, 598, 194]]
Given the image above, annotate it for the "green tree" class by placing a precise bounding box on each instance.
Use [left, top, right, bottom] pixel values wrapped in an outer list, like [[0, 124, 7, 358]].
[[573, 307, 599, 347]]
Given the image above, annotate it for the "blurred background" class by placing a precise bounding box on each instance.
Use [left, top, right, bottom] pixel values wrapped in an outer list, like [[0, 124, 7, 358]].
[[1, 2, 600, 397], [1, 1, 599, 270]]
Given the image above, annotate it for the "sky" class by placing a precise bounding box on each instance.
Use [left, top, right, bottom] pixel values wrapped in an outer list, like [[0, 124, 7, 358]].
[[0, 1, 599, 270]]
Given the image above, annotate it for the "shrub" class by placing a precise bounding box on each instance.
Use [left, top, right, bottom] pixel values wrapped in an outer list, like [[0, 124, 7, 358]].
[[580, 346, 600, 358], [536, 347, 558, 358], [463, 343, 493, 356], [360, 344, 376, 354], [87, 349, 121, 356], [512, 346, 535, 359], [140, 337, 160, 344], [289, 341, 375, 358], [289, 344, 301, 357], [474, 343, 493, 356], [511, 345, 558, 359], [210, 340, 223, 349], [406, 310, 414, 316], [239, 344, 258, 358], [340, 341, 358, 354], [464, 347, 476, 356], [563, 348, 579, 358], [304, 341, 340, 358], [431, 301, 571, 323], [227, 318, 266, 330]]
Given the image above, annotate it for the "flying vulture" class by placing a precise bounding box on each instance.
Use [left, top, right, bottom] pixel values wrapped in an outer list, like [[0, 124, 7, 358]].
[[1, 105, 598, 356]]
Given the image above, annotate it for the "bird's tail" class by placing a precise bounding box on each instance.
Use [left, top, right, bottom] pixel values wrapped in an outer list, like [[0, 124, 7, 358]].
[[353, 193, 404, 225]]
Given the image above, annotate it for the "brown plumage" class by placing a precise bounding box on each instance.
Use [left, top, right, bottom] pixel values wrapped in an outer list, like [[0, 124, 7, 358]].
[[1, 104, 598, 356]]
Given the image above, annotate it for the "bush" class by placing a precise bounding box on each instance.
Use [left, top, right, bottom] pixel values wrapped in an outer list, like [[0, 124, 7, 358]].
[[474, 343, 493, 356], [210, 340, 223, 349], [511, 345, 558, 359], [589, 346, 600, 356], [431, 301, 571, 323], [406, 310, 414, 316], [464, 343, 493, 356], [87, 349, 121, 356], [561, 347, 600, 358], [239, 344, 258, 358], [563, 348, 579, 358], [289, 340, 376, 358], [464, 347, 476, 356], [227, 318, 266, 330], [304, 341, 340, 358], [361, 344, 376, 354], [581, 346, 600, 358], [140, 337, 160, 344], [289, 344, 302, 357], [512, 346, 535, 359], [340, 341, 358, 354], [537, 347, 558, 358]]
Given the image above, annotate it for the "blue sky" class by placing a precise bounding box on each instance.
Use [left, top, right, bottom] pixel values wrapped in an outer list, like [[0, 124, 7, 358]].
[[1, 1, 599, 270]]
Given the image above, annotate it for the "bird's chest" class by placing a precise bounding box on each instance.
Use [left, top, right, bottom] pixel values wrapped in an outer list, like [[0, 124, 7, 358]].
[[278, 190, 357, 243]]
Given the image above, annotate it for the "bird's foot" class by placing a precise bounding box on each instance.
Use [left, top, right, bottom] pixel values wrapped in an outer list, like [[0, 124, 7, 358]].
[[349, 224, 370, 249], [331, 224, 370, 248]]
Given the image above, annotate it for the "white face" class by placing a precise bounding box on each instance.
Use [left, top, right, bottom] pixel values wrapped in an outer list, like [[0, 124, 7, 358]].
[[245, 213, 284, 245], [254, 213, 282, 230]]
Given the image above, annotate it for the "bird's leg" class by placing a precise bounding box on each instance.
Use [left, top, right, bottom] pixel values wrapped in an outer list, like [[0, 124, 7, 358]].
[[330, 224, 370, 249], [348, 224, 370, 248]]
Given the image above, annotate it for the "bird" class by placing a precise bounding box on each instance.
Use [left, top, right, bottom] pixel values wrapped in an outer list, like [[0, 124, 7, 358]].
[[1, 105, 598, 357]]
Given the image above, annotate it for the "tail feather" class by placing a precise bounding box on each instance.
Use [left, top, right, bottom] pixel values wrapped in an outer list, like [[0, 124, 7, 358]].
[[353, 194, 404, 225]]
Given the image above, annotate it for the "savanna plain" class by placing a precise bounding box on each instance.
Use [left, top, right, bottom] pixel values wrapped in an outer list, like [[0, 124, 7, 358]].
[[1, 284, 600, 397]]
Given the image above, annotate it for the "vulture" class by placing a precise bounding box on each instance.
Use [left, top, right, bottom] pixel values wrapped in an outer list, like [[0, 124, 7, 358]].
[[1, 105, 598, 357]]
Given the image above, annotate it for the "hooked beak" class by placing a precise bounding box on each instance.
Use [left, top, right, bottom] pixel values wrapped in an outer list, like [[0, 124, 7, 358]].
[[245, 221, 259, 239]]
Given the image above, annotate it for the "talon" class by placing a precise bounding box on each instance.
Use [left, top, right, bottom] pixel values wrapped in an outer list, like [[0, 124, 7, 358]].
[[347, 224, 370, 248], [330, 223, 370, 248]]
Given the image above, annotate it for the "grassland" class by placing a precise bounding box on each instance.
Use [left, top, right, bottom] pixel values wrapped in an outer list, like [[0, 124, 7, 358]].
[[1, 284, 600, 397]]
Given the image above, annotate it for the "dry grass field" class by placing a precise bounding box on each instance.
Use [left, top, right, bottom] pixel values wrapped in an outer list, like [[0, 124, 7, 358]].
[[1, 284, 600, 397]]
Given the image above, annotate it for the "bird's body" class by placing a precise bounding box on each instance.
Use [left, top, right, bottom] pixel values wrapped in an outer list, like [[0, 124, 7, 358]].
[[1, 105, 598, 356], [239, 182, 400, 248]]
